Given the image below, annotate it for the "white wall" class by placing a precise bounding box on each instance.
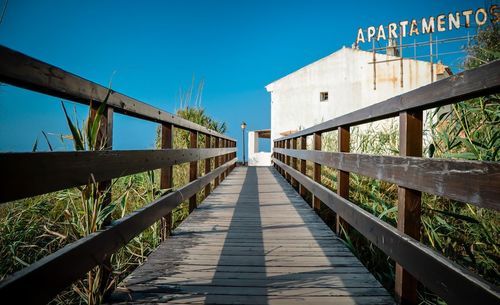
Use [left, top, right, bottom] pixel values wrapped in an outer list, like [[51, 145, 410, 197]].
[[248, 131, 272, 166], [266, 47, 449, 147]]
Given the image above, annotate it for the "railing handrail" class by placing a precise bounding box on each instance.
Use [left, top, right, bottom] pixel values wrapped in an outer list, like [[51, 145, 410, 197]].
[[0, 45, 235, 142], [272, 61, 500, 305], [275, 59, 500, 142], [0, 46, 238, 304], [0, 147, 237, 203]]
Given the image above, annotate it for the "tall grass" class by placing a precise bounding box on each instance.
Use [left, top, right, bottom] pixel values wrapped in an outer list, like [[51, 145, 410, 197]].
[[0, 79, 228, 304], [313, 25, 500, 304]]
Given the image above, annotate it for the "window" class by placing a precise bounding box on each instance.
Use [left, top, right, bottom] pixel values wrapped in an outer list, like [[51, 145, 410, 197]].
[[320, 92, 329, 102]]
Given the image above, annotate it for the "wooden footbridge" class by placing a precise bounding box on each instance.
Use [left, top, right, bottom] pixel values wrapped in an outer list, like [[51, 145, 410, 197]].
[[0, 46, 499, 305]]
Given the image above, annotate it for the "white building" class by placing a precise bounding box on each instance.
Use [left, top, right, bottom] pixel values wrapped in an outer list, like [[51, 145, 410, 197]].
[[248, 129, 272, 166], [265, 47, 450, 148]]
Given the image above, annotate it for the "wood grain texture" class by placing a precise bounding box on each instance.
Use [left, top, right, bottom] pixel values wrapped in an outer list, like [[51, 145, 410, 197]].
[[160, 123, 174, 240], [109, 167, 392, 305], [313, 133, 322, 211], [0, 46, 235, 142], [273, 148, 500, 211], [0, 147, 236, 204], [276, 59, 500, 141], [189, 131, 199, 212], [273, 158, 500, 305], [336, 126, 350, 235], [395, 111, 422, 305], [0, 159, 237, 305]]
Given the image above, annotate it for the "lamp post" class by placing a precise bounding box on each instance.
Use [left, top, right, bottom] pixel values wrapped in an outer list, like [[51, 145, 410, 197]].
[[240, 121, 247, 165]]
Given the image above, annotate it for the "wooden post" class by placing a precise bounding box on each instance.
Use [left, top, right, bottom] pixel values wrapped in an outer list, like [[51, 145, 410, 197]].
[[395, 111, 422, 305], [221, 139, 226, 181], [160, 123, 173, 240], [281, 140, 286, 177], [189, 130, 198, 213], [313, 132, 322, 212], [90, 103, 113, 294], [299, 136, 307, 197], [336, 126, 350, 235], [214, 137, 220, 188], [286, 139, 291, 182], [205, 134, 211, 198], [292, 138, 298, 188]]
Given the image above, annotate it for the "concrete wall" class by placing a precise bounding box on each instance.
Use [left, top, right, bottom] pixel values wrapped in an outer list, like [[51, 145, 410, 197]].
[[266, 47, 449, 148]]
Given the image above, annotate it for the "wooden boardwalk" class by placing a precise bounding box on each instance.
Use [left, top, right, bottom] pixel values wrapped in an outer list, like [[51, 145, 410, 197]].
[[110, 166, 393, 304]]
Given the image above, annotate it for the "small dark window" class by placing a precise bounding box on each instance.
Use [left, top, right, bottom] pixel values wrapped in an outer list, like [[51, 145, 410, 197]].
[[320, 92, 329, 102]]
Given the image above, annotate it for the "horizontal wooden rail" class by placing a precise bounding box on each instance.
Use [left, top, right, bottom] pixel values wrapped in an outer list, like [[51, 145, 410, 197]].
[[0, 45, 234, 141], [273, 158, 500, 305], [0, 158, 237, 305], [274, 148, 500, 211], [276, 60, 500, 141], [0, 148, 236, 204]]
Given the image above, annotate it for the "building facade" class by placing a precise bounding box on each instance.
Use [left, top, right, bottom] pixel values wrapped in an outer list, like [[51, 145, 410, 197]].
[[265, 47, 450, 147]]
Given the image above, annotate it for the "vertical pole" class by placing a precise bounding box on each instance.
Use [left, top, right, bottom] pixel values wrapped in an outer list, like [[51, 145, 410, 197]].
[[281, 140, 286, 177], [205, 134, 212, 198], [214, 137, 220, 188], [395, 111, 422, 305], [285, 139, 291, 182], [400, 29, 404, 88], [372, 39, 377, 90], [292, 137, 298, 188], [299, 136, 307, 197], [222, 139, 227, 180], [189, 130, 198, 213], [160, 123, 173, 240], [430, 33, 434, 83], [91, 103, 113, 294], [242, 129, 246, 165], [313, 132, 322, 212], [336, 126, 350, 235]]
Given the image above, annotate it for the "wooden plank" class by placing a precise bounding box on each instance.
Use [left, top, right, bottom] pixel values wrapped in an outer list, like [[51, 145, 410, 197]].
[[204, 135, 212, 198], [291, 138, 298, 188], [189, 131, 198, 212], [110, 293, 394, 305], [313, 132, 322, 211], [0, 46, 235, 142], [0, 147, 236, 204], [275, 59, 500, 141], [299, 136, 307, 197], [111, 166, 392, 304], [336, 126, 350, 235], [273, 158, 500, 305], [273, 148, 500, 210], [0, 159, 236, 305], [160, 123, 173, 240], [90, 102, 114, 293], [214, 138, 220, 187], [395, 111, 422, 305]]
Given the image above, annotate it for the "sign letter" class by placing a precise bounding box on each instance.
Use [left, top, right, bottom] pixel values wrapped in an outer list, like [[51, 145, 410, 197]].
[[356, 28, 365, 44]]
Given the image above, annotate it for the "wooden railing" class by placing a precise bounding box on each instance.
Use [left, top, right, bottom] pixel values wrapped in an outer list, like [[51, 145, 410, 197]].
[[0, 46, 237, 304], [273, 60, 500, 305]]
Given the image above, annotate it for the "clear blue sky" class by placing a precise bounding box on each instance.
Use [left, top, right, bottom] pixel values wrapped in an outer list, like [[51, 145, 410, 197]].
[[0, 0, 491, 160]]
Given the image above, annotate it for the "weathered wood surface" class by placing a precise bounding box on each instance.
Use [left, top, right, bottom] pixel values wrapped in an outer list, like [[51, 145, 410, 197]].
[[0, 46, 234, 141], [0, 147, 236, 204], [110, 167, 393, 304], [274, 148, 500, 211], [273, 158, 500, 305], [0, 159, 236, 305]]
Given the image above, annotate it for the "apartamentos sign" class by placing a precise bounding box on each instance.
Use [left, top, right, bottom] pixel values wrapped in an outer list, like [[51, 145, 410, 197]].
[[356, 5, 499, 44]]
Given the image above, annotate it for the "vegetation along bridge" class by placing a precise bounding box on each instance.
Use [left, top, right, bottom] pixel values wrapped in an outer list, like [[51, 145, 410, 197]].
[[0, 45, 499, 305]]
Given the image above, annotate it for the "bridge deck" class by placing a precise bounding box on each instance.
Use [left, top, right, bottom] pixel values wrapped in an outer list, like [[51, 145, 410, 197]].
[[110, 167, 393, 304]]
